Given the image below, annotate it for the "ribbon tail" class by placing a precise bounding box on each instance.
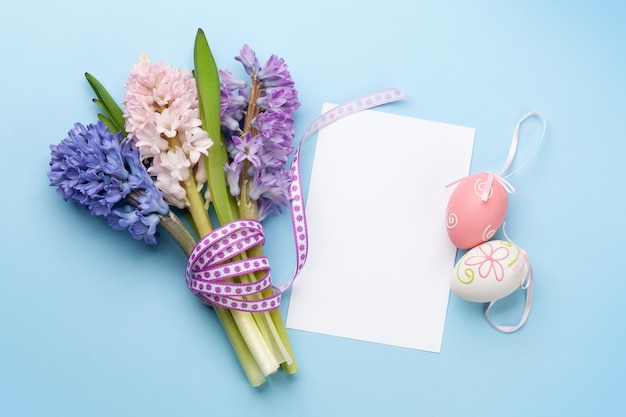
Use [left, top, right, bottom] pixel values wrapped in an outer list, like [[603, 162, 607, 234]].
[[481, 171, 495, 201], [485, 264, 534, 333], [281, 88, 409, 293]]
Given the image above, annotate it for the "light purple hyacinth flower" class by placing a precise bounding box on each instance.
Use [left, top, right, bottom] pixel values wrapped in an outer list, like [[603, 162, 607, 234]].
[[220, 45, 300, 220]]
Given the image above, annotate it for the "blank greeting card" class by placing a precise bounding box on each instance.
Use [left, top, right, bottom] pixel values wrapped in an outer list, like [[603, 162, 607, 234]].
[[286, 103, 475, 352]]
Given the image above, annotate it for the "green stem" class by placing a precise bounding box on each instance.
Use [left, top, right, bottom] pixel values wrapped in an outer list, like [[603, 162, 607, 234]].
[[231, 310, 280, 376], [238, 165, 298, 374], [165, 183, 267, 387], [213, 304, 268, 386], [158, 211, 197, 255], [186, 176, 279, 376], [247, 243, 299, 374], [184, 174, 212, 236]]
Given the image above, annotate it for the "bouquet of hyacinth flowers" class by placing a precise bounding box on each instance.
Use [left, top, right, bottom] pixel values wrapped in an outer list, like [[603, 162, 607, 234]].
[[48, 29, 301, 387]]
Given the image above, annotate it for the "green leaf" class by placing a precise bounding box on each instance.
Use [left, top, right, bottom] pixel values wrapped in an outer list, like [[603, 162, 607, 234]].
[[96, 113, 118, 133], [85, 72, 126, 135], [92, 100, 121, 134], [193, 28, 238, 224], [92, 98, 110, 118]]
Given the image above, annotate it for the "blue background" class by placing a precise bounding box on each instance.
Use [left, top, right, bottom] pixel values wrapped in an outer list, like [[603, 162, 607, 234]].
[[1, 1, 624, 415]]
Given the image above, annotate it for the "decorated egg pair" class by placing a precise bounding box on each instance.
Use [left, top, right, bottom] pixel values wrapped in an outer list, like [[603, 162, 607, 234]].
[[445, 112, 545, 321], [446, 170, 526, 303]]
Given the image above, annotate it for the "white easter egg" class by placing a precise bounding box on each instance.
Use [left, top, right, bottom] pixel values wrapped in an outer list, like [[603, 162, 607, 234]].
[[451, 240, 528, 303]]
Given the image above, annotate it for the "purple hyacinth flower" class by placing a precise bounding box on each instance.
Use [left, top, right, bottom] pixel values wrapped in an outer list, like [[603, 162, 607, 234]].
[[107, 205, 161, 245], [257, 55, 295, 88], [219, 69, 248, 91], [49, 121, 169, 244], [235, 45, 261, 77], [220, 45, 300, 218], [223, 161, 243, 197], [229, 132, 264, 167], [220, 87, 246, 131], [248, 168, 293, 220], [252, 112, 295, 139], [256, 87, 300, 115]]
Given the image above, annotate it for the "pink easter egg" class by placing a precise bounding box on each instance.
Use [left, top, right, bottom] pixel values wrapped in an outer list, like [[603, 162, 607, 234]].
[[445, 172, 508, 249]]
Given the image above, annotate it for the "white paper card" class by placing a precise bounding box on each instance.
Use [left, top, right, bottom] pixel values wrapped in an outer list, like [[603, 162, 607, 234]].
[[286, 103, 475, 352]]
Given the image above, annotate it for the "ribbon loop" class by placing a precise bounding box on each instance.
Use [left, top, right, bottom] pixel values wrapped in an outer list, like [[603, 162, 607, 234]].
[[485, 225, 534, 332], [500, 111, 547, 178], [185, 220, 282, 312], [485, 263, 533, 333], [447, 111, 545, 199]]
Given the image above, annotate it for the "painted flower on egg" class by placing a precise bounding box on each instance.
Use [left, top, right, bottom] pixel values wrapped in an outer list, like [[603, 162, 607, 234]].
[[450, 240, 527, 303], [463, 241, 510, 282]]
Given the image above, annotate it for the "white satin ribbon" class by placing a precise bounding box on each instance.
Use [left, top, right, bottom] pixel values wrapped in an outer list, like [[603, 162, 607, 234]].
[[480, 171, 515, 201], [485, 224, 533, 332], [446, 111, 546, 202], [485, 262, 533, 333], [499, 111, 547, 179]]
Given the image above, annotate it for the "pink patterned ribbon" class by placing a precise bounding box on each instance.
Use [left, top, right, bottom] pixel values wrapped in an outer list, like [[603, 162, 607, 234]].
[[186, 87, 409, 311], [278, 87, 409, 292], [186, 220, 281, 312]]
